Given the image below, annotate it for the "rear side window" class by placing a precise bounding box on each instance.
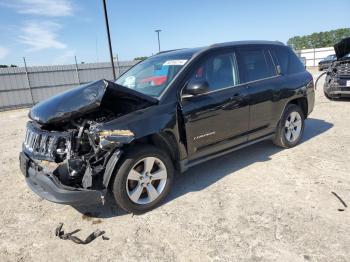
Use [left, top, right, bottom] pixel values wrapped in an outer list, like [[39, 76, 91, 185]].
[[271, 46, 305, 75], [236, 48, 276, 83]]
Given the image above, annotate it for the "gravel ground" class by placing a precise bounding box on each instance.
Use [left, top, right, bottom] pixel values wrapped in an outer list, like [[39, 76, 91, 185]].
[[0, 70, 349, 262]]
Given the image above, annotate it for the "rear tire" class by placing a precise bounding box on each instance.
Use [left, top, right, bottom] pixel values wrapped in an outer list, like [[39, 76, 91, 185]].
[[273, 104, 305, 148], [112, 145, 174, 214]]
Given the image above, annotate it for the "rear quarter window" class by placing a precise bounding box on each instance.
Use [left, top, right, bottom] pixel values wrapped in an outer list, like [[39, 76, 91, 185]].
[[271, 46, 305, 75], [236, 47, 276, 83]]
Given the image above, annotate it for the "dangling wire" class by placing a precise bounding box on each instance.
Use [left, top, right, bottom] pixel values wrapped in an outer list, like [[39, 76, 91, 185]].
[[314, 71, 327, 90]]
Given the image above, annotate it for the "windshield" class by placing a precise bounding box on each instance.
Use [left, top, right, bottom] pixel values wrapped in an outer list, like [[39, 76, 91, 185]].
[[116, 54, 191, 98]]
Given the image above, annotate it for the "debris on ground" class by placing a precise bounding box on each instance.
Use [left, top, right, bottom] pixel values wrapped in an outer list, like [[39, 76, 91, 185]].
[[92, 219, 103, 225], [331, 191, 347, 211], [55, 223, 107, 244]]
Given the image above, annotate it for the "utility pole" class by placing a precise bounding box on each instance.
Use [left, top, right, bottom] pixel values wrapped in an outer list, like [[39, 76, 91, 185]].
[[102, 0, 116, 81], [23, 57, 34, 105], [155, 29, 162, 53]]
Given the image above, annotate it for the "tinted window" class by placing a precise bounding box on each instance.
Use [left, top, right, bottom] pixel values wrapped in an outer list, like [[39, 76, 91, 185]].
[[236, 48, 275, 83], [271, 46, 305, 75], [189, 52, 239, 91]]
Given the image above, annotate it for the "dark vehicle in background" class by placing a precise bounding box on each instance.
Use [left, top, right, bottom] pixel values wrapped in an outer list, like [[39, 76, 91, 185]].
[[19, 41, 315, 213], [324, 37, 350, 99], [318, 54, 336, 71]]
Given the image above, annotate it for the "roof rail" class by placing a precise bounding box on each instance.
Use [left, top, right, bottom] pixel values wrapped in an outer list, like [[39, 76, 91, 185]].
[[156, 48, 185, 55]]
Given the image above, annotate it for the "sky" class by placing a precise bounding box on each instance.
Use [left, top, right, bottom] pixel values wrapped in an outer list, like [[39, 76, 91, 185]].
[[0, 0, 349, 66]]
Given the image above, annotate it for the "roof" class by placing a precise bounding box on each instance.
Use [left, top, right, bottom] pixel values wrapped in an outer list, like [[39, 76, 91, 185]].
[[211, 40, 285, 48], [154, 40, 285, 58]]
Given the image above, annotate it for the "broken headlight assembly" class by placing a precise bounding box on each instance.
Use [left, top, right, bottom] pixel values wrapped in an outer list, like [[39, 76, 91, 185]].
[[96, 129, 135, 150]]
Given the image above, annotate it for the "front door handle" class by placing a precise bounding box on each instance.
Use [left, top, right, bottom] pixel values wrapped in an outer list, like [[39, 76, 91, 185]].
[[221, 94, 244, 110]]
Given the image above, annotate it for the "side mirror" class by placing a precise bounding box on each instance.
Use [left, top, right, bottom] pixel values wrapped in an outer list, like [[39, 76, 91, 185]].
[[185, 80, 209, 96]]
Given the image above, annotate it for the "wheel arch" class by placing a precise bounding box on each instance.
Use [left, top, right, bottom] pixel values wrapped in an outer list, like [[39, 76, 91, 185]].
[[103, 132, 180, 189], [284, 96, 308, 119]]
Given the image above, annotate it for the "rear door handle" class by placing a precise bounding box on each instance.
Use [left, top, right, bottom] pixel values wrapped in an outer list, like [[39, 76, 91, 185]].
[[230, 93, 243, 101]]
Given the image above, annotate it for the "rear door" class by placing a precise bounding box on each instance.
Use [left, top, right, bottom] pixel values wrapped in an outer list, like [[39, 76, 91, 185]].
[[180, 50, 250, 158], [235, 46, 278, 140]]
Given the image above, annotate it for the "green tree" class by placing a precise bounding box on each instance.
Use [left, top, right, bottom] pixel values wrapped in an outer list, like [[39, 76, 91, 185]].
[[0, 64, 18, 68], [134, 56, 148, 61], [287, 28, 350, 50]]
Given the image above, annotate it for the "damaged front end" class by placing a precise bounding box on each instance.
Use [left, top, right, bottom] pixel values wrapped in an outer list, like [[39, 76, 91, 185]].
[[324, 37, 350, 98], [20, 80, 156, 205]]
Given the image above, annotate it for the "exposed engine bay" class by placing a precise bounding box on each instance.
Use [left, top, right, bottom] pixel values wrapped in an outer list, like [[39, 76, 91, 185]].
[[316, 37, 350, 98], [23, 80, 157, 190]]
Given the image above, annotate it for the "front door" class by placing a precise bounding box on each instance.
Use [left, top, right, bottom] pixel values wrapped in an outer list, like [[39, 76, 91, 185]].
[[180, 51, 250, 159]]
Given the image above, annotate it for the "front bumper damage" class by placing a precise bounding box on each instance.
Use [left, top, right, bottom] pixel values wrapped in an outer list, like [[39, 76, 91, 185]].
[[323, 59, 350, 98], [324, 38, 350, 98], [20, 151, 109, 206], [19, 79, 150, 206], [324, 75, 350, 97]]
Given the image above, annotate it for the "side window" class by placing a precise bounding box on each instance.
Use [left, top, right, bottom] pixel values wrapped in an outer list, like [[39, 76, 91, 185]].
[[287, 48, 305, 74], [271, 46, 305, 75], [236, 48, 275, 83], [189, 52, 239, 91]]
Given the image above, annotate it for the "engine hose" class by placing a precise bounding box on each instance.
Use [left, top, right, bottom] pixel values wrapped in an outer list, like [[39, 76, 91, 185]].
[[314, 71, 327, 90]]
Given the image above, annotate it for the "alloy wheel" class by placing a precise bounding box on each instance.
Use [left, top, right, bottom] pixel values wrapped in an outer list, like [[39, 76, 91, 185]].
[[126, 157, 167, 205], [284, 111, 302, 143]]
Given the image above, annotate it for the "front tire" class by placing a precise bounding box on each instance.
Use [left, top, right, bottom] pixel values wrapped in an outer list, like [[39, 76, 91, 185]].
[[273, 104, 305, 148], [112, 145, 174, 214]]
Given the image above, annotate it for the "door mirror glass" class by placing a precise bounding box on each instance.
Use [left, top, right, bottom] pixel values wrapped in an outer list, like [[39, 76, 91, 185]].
[[185, 80, 209, 95]]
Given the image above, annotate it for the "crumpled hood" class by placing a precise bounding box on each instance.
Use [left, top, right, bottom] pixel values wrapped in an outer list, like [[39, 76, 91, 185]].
[[29, 79, 158, 125], [334, 37, 350, 59]]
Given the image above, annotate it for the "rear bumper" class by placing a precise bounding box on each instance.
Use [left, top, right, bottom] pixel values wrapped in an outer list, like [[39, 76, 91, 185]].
[[20, 152, 106, 206]]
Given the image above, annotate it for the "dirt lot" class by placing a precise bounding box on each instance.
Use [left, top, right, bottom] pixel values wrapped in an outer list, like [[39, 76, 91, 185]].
[[0, 70, 349, 262]]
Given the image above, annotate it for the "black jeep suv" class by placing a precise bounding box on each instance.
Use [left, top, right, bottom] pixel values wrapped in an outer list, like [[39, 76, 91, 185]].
[[20, 41, 315, 213]]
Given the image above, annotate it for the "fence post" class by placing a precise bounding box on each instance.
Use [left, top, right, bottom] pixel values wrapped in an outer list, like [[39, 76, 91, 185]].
[[23, 57, 35, 105], [313, 48, 316, 67], [115, 54, 120, 77], [74, 56, 81, 85]]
